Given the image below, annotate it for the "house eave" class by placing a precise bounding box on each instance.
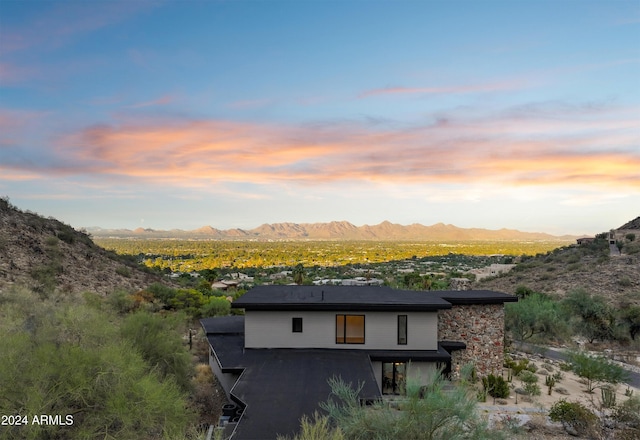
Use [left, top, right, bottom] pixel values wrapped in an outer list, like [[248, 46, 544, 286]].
[[231, 303, 451, 312]]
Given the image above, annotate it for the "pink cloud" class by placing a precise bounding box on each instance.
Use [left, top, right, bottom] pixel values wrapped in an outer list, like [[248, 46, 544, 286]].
[[0, 1, 158, 56], [38, 102, 638, 193], [0, 63, 36, 84], [228, 99, 273, 110], [128, 95, 176, 109], [358, 78, 528, 99]]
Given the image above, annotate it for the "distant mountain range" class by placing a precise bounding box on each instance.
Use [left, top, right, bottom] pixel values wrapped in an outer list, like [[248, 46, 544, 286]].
[[87, 220, 578, 241]]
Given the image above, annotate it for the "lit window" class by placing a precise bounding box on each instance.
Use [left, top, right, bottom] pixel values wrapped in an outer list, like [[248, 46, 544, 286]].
[[336, 315, 365, 344]]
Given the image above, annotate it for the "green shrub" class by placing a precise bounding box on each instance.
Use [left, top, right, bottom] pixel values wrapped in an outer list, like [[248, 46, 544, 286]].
[[56, 227, 76, 244], [482, 374, 510, 398], [549, 400, 598, 437], [519, 371, 541, 396], [505, 358, 530, 376], [278, 412, 345, 440], [618, 277, 633, 287], [613, 395, 640, 427], [200, 297, 231, 317], [115, 266, 132, 277], [45, 236, 59, 246]]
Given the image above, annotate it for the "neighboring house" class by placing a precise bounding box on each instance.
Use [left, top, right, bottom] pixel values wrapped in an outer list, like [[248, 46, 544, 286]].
[[468, 263, 516, 281], [576, 237, 595, 245], [200, 285, 517, 440]]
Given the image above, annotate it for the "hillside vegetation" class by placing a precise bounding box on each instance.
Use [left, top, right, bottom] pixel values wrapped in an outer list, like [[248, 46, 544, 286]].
[[479, 233, 640, 304], [0, 197, 165, 295], [0, 198, 225, 439]]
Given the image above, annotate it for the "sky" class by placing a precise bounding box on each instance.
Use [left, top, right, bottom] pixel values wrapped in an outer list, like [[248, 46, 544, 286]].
[[0, 0, 638, 235]]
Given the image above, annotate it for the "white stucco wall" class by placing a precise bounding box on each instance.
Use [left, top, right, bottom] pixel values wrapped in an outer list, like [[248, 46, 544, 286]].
[[244, 310, 438, 350]]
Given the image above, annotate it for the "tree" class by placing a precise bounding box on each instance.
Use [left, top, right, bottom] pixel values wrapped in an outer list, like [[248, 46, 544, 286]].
[[619, 305, 640, 341], [293, 263, 305, 285], [505, 293, 567, 342], [568, 351, 630, 393], [562, 289, 616, 343]]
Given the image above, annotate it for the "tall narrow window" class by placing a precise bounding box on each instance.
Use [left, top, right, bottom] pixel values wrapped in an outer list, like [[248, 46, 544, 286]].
[[336, 314, 365, 344], [398, 315, 407, 345], [292, 317, 303, 333]]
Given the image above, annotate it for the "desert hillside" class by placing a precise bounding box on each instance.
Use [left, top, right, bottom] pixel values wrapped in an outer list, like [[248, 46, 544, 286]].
[[478, 222, 640, 305], [0, 198, 164, 295]]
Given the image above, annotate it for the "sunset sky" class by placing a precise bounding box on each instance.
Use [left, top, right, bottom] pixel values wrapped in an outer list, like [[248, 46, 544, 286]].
[[1, 0, 638, 235]]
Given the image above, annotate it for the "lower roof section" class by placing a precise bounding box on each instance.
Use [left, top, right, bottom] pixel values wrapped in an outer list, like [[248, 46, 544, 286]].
[[231, 349, 379, 440]]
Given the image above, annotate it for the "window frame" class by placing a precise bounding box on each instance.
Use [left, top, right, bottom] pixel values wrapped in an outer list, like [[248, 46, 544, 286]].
[[335, 314, 365, 344], [292, 317, 303, 333], [397, 314, 408, 345]]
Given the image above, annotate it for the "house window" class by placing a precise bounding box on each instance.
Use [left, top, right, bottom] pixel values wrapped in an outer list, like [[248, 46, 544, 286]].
[[292, 317, 303, 333], [398, 315, 407, 345], [336, 314, 365, 344]]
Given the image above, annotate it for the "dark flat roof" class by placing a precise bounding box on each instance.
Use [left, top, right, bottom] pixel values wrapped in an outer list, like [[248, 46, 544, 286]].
[[232, 285, 452, 311], [231, 285, 516, 311]]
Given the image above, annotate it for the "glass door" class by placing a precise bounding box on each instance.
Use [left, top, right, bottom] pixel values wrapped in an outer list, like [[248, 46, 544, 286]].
[[382, 362, 405, 395]]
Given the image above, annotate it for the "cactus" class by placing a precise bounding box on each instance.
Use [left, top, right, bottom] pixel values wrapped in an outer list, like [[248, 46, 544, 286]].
[[545, 376, 556, 395], [601, 386, 616, 409]]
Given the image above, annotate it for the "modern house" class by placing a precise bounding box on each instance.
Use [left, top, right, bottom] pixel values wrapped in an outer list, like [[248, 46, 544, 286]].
[[200, 285, 517, 439]]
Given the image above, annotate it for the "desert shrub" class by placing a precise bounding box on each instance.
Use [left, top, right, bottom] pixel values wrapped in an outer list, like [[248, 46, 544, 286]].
[[115, 266, 132, 277], [0, 287, 195, 439], [613, 395, 640, 428], [120, 311, 193, 391], [549, 400, 598, 438], [278, 412, 345, 440], [519, 371, 541, 396], [482, 374, 510, 398], [106, 290, 136, 314], [56, 227, 76, 244], [625, 241, 640, 254], [618, 277, 633, 287], [559, 362, 572, 372], [504, 358, 530, 376], [200, 296, 231, 317], [321, 370, 502, 440], [45, 235, 59, 246]]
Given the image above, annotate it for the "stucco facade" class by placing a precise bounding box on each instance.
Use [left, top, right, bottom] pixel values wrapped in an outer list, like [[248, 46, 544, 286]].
[[244, 310, 438, 350]]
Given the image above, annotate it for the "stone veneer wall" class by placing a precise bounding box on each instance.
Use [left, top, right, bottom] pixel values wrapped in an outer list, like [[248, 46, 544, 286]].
[[438, 304, 505, 376]]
